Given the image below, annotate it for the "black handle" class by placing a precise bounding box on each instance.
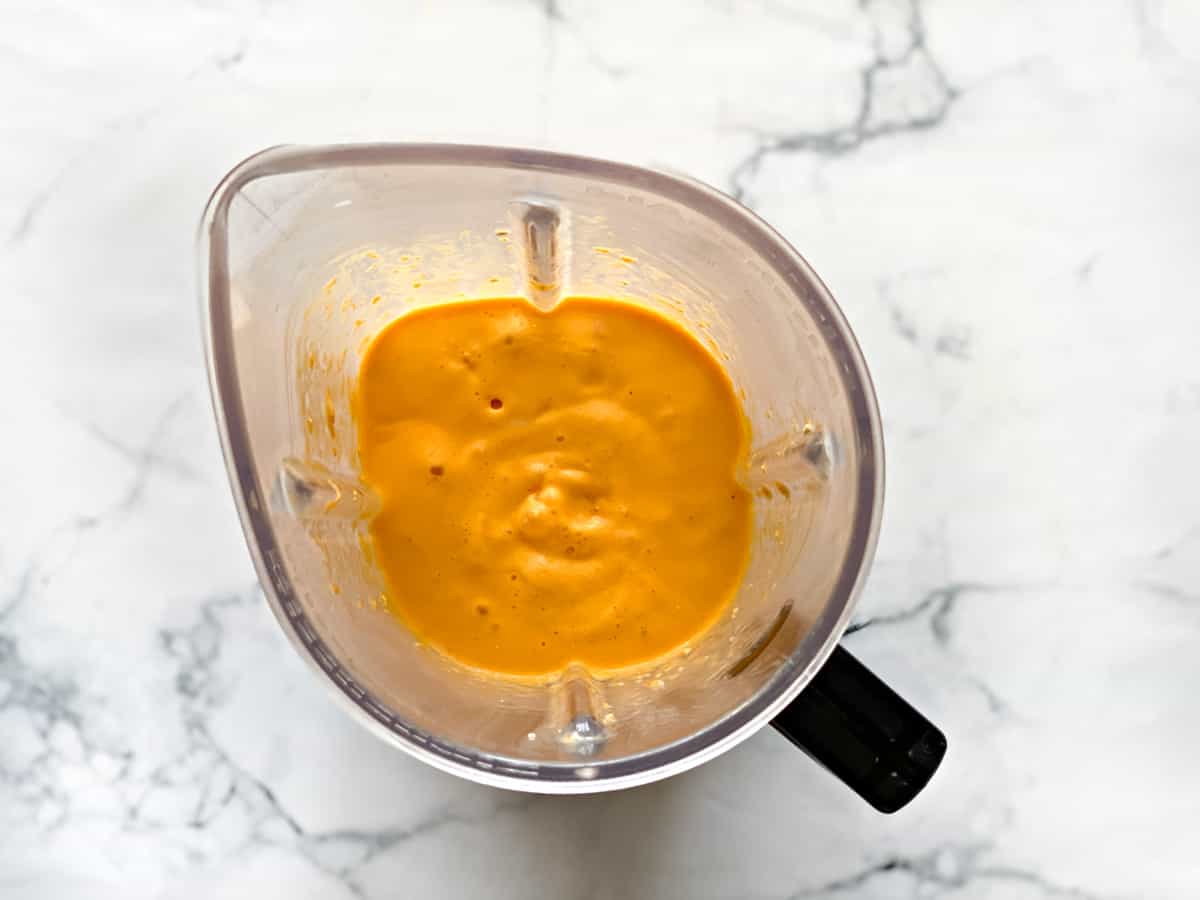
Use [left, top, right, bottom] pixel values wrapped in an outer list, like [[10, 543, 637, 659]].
[[771, 645, 946, 813]]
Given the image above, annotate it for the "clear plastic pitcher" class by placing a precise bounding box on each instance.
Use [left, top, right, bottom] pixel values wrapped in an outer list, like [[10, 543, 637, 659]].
[[199, 144, 946, 812]]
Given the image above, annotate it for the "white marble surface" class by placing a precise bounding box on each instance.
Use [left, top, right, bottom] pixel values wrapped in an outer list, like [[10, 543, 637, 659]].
[[4, 0, 1200, 896]]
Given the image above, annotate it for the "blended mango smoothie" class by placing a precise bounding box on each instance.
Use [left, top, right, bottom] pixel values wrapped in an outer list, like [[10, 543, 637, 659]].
[[352, 297, 752, 676]]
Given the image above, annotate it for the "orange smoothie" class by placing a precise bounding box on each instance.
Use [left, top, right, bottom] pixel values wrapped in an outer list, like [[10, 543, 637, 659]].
[[352, 297, 752, 675]]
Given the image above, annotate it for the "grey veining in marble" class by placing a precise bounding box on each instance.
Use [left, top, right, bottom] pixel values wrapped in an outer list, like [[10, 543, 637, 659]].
[[3, 0, 1200, 896]]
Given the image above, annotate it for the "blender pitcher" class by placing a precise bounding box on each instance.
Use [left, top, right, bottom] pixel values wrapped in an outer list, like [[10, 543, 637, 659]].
[[199, 144, 946, 812]]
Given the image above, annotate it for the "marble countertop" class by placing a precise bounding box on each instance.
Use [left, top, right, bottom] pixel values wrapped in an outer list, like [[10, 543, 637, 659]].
[[4, 0, 1200, 897]]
